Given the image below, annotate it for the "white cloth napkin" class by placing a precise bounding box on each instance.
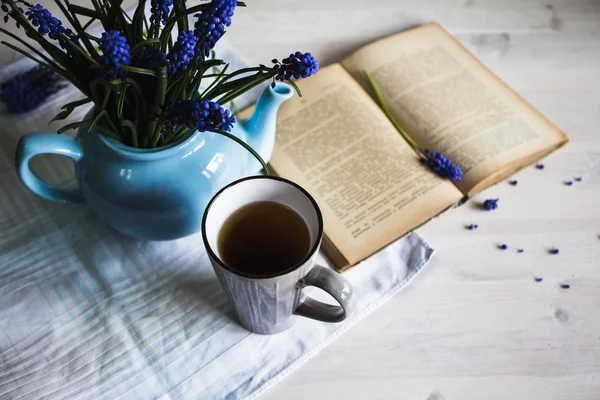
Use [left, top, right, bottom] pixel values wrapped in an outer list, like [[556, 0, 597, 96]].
[[0, 42, 435, 400]]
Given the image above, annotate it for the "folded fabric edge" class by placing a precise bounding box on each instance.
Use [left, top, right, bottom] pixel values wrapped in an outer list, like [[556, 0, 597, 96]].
[[249, 233, 435, 400]]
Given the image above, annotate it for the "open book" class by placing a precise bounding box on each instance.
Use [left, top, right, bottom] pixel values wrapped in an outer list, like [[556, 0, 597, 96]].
[[245, 22, 568, 271]]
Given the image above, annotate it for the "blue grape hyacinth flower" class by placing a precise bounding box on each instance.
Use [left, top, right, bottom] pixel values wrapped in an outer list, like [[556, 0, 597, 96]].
[[167, 30, 197, 74], [150, 0, 173, 26], [165, 99, 235, 133], [99, 30, 131, 79], [422, 149, 463, 181], [194, 0, 236, 54], [1, 0, 32, 24], [272, 52, 319, 84], [24, 3, 73, 50], [0, 66, 65, 114]]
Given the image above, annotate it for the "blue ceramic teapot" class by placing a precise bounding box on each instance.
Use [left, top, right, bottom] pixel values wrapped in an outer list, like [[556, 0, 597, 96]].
[[15, 83, 294, 240]]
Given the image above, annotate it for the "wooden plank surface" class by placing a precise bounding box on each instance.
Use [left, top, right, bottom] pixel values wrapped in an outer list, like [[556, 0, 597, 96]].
[[238, 1, 600, 399], [1, 1, 599, 399]]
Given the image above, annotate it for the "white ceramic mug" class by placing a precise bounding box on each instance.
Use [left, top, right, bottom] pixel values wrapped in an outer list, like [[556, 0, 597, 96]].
[[202, 176, 354, 334]]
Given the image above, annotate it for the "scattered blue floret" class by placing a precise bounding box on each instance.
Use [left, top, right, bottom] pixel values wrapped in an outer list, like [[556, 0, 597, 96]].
[[499, 244, 508, 250], [550, 248, 560, 255], [560, 283, 570, 289], [483, 198, 499, 211]]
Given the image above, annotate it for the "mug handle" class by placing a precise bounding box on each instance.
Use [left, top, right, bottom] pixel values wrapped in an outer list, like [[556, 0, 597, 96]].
[[294, 265, 354, 323], [15, 133, 86, 204]]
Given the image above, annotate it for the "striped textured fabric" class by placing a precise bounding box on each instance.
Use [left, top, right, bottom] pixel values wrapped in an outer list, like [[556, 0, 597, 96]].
[[0, 44, 435, 400]]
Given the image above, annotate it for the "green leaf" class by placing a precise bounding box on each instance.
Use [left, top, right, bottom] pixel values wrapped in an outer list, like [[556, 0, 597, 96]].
[[3, 2, 77, 71], [68, 4, 100, 18], [89, 77, 121, 100], [89, 110, 108, 133], [286, 79, 303, 97], [0, 41, 66, 78], [53, 0, 78, 28], [202, 67, 263, 98], [173, 0, 188, 33], [200, 63, 230, 98], [166, 71, 189, 92], [0, 28, 64, 72], [203, 60, 227, 69], [130, 38, 161, 55], [81, 17, 97, 31], [50, 98, 92, 122], [117, 84, 130, 120], [58, 119, 121, 139], [121, 7, 134, 23], [68, 41, 99, 65], [120, 65, 157, 77], [55, 0, 97, 58], [81, 32, 102, 43], [132, 0, 147, 39], [58, 120, 90, 134], [217, 75, 266, 105], [109, 0, 133, 41], [89, 0, 109, 29], [121, 120, 138, 147]]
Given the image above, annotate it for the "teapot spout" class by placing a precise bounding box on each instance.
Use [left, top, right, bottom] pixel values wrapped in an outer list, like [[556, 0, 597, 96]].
[[242, 82, 294, 164]]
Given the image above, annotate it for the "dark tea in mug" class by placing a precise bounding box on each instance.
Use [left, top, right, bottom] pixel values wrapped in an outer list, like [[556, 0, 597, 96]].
[[217, 201, 311, 276]]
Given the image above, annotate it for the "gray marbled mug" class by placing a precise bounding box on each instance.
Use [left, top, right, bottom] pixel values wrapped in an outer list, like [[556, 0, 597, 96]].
[[202, 176, 354, 335]]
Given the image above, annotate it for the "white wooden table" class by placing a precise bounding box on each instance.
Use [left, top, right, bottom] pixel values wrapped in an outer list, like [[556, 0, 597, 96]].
[[2, 1, 599, 399], [227, 1, 600, 399]]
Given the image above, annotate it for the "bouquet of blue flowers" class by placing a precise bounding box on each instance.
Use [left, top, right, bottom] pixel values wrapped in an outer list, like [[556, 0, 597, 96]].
[[0, 0, 318, 156]]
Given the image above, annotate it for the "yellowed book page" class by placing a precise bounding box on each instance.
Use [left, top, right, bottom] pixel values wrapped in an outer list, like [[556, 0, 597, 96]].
[[268, 63, 463, 268], [342, 22, 568, 195]]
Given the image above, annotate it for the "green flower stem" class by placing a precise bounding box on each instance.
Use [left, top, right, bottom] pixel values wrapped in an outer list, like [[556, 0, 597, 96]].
[[218, 76, 267, 105], [146, 66, 168, 147], [214, 129, 270, 175], [121, 120, 138, 147], [362, 70, 422, 154]]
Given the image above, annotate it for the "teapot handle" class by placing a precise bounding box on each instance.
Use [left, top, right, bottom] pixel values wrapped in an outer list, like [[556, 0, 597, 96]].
[[15, 133, 86, 204]]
